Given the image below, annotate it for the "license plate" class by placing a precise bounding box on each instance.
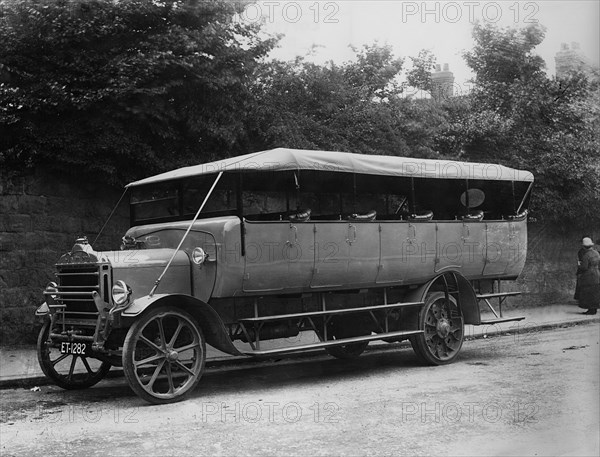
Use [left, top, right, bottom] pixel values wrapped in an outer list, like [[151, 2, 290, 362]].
[[59, 341, 89, 356]]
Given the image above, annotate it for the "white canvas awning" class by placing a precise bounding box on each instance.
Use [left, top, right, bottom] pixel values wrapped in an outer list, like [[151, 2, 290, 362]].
[[126, 148, 534, 188]]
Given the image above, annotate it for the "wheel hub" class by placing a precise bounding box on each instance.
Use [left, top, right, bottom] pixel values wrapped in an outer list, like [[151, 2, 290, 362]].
[[166, 350, 179, 362], [437, 319, 451, 338]]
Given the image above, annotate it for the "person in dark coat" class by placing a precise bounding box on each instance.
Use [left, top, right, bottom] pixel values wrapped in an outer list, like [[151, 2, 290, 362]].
[[574, 242, 588, 301], [577, 237, 600, 315]]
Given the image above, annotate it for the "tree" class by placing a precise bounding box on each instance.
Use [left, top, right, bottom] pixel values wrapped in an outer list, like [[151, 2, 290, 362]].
[[456, 22, 600, 223], [0, 0, 277, 185], [406, 49, 436, 94], [248, 44, 444, 159]]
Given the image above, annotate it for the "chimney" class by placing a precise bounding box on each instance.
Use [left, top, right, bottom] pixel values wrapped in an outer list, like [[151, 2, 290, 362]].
[[431, 63, 454, 101], [555, 42, 591, 78]]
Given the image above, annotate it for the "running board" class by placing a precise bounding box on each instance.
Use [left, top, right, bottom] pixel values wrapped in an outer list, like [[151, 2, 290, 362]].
[[241, 330, 423, 356], [478, 316, 525, 325], [240, 301, 424, 324]]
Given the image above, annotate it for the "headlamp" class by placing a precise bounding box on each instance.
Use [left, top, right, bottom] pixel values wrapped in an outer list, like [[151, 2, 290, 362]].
[[45, 281, 58, 300], [111, 280, 132, 306], [191, 247, 207, 265]]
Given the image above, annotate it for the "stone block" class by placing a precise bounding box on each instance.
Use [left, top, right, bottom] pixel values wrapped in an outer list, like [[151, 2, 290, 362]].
[[43, 196, 69, 215], [16, 194, 48, 215], [43, 232, 76, 253], [31, 215, 56, 232], [34, 215, 82, 234], [0, 269, 23, 289], [0, 307, 40, 346], [23, 231, 46, 250], [0, 286, 39, 308], [0, 251, 28, 269], [27, 171, 74, 198], [0, 174, 27, 196], [2, 267, 45, 289], [0, 195, 19, 214], [0, 232, 21, 252], [63, 216, 84, 234], [0, 214, 32, 232], [82, 218, 108, 235]]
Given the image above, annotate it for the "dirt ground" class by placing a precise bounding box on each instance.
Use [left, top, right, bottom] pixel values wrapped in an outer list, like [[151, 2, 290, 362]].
[[1, 323, 598, 456]]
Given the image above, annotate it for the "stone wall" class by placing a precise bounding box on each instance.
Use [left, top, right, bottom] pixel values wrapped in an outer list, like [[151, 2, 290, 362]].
[[0, 169, 597, 345], [0, 169, 129, 345], [511, 223, 599, 309]]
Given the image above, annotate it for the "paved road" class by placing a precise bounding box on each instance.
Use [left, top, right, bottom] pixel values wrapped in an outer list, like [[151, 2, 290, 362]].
[[1, 323, 598, 456]]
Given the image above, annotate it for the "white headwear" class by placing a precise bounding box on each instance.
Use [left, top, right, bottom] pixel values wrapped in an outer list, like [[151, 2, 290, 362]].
[[582, 237, 594, 247]]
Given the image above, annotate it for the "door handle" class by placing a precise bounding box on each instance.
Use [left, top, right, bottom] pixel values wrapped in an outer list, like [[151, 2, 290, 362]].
[[287, 224, 298, 245], [406, 223, 416, 244], [462, 223, 470, 242], [346, 224, 357, 245]]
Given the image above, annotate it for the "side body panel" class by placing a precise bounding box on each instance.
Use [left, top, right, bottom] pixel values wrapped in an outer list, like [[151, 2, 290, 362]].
[[402, 222, 437, 284], [436, 221, 487, 277], [110, 249, 192, 301], [376, 221, 408, 284], [483, 220, 528, 277], [242, 221, 288, 292], [310, 221, 380, 288], [124, 216, 528, 299]]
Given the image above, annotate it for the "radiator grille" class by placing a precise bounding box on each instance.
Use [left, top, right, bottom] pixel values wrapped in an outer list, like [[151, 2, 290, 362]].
[[56, 265, 102, 322]]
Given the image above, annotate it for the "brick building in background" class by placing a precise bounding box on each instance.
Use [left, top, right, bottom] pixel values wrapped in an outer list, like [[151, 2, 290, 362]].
[[555, 42, 597, 78], [431, 63, 455, 102]]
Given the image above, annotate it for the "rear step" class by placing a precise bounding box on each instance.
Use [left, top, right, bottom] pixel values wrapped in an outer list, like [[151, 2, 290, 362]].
[[476, 291, 522, 321], [479, 316, 525, 325], [476, 292, 521, 300]]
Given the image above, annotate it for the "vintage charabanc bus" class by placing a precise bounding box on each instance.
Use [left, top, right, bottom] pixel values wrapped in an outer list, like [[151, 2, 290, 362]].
[[36, 148, 533, 403]]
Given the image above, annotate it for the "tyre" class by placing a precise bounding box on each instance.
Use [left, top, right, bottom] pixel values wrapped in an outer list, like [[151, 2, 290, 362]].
[[326, 341, 369, 359], [37, 319, 111, 390], [325, 315, 370, 360], [410, 291, 464, 365], [122, 306, 206, 404]]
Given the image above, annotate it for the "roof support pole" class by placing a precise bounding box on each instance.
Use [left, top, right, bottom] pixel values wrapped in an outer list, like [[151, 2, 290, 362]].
[[516, 182, 534, 214], [149, 171, 224, 297]]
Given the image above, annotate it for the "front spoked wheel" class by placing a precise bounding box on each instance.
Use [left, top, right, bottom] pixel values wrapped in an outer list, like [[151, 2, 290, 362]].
[[37, 320, 111, 390], [411, 292, 464, 365], [123, 307, 206, 404]]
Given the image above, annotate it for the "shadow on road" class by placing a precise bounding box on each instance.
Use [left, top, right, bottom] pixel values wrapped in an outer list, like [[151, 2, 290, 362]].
[[33, 342, 497, 406]]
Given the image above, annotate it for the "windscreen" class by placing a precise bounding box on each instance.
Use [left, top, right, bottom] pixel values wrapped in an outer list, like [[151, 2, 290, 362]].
[[130, 173, 238, 226]]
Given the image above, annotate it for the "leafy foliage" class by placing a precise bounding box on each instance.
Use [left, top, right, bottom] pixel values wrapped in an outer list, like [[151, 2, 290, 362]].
[[1, 5, 597, 224], [248, 44, 445, 158], [0, 0, 277, 185], [456, 23, 600, 223], [406, 49, 436, 94]]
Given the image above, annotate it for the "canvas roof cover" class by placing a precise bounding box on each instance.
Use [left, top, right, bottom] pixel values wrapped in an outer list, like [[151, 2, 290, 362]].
[[127, 148, 534, 188]]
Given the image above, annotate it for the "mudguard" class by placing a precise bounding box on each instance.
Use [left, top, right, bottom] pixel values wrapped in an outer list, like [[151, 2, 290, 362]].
[[404, 271, 481, 325], [121, 294, 244, 356]]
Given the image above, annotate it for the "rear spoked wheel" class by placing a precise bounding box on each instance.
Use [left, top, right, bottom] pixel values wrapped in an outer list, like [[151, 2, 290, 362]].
[[123, 307, 206, 404], [411, 292, 464, 365], [37, 319, 111, 390]]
